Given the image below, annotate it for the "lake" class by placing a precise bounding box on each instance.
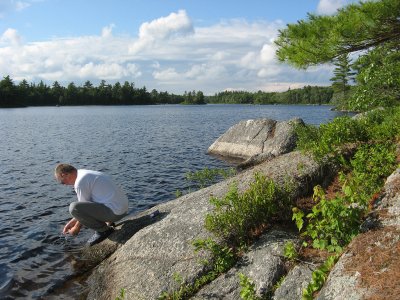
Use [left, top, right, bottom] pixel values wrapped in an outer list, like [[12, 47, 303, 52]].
[[0, 104, 348, 299]]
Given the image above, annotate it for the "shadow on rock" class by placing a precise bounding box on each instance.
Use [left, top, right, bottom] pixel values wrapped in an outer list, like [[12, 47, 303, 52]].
[[110, 211, 168, 244], [74, 211, 168, 273]]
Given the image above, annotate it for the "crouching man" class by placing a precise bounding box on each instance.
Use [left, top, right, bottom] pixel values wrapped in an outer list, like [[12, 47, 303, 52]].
[[55, 164, 129, 246]]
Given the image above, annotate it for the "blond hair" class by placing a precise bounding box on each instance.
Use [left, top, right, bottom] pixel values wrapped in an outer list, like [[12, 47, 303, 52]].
[[55, 163, 77, 175]]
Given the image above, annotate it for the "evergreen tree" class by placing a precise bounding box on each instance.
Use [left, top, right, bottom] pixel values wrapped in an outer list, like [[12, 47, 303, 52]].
[[51, 81, 65, 105], [0, 75, 19, 107], [275, 0, 400, 110], [330, 54, 354, 106]]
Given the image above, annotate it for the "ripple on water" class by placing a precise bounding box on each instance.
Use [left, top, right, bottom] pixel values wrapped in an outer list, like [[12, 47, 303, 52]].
[[0, 264, 13, 298]]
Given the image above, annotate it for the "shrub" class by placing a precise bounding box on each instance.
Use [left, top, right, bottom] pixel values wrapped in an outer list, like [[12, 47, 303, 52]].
[[238, 273, 260, 300], [295, 185, 364, 253], [296, 116, 367, 161], [303, 254, 339, 299], [186, 167, 236, 189], [293, 140, 397, 253], [205, 173, 292, 246]]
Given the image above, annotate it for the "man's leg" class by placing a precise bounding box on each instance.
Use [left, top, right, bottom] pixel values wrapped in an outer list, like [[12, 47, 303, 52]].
[[69, 201, 123, 232]]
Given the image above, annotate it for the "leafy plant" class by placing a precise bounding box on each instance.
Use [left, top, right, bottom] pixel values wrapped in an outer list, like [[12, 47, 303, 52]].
[[296, 116, 367, 161], [205, 173, 292, 246], [159, 238, 237, 300], [292, 207, 305, 232], [303, 254, 339, 299], [174, 189, 183, 198], [239, 273, 260, 300], [192, 238, 236, 275], [283, 241, 298, 260], [115, 288, 126, 300], [186, 167, 236, 189], [295, 185, 364, 253]]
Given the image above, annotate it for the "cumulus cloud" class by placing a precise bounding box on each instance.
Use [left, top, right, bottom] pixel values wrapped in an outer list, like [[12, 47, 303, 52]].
[[0, 28, 22, 46], [101, 24, 115, 38], [317, 0, 347, 15], [129, 10, 193, 54], [0, 10, 334, 94]]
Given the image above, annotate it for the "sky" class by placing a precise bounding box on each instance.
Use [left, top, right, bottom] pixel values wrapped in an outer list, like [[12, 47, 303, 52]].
[[0, 0, 358, 95]]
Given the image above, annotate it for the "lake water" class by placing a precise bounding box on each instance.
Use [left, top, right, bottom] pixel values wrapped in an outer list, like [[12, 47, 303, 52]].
[[0, 104, 347, 299]]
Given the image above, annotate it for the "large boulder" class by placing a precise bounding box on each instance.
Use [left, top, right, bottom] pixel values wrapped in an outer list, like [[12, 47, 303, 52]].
[[207, 118, 304, 162]]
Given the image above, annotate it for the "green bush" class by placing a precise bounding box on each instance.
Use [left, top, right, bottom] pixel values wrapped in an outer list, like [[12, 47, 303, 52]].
[[359, 107, 400, 141], [303, 254, 339, 299], [238, 273, 260, 300], [296, 107, 400, 162], [205, 173, 292, 246], [186, 167, 236, 189], [192, 238, 236, 275], [293, 140, 397, 253], [295, 185, 363, 253], [159, 238, 236, 300], [346, 142, 397, 204], [296, 116, 367, 161]]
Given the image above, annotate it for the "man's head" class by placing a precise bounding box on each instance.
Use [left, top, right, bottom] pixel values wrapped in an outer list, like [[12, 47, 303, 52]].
[[55, 163, 77, 185]]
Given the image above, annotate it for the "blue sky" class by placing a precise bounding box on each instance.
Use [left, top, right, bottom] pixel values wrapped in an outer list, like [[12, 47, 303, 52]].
[[0, 0, 357, 94]]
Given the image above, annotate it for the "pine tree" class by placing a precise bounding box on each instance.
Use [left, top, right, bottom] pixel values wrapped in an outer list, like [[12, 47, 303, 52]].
[[330, 54, 354, 105]]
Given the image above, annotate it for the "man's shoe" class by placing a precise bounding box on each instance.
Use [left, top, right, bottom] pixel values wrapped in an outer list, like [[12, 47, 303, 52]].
[[87, 227, 114, 246]]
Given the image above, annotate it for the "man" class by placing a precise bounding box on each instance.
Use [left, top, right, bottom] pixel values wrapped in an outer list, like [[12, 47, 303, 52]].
[[55, 163, 129, 246]]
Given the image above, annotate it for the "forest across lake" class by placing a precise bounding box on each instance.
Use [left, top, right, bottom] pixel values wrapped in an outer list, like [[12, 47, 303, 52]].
[[0, 75, 333, 107]]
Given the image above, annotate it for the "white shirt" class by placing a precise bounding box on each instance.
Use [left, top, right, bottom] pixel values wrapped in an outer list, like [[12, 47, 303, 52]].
[[74, 169, 129, 215]]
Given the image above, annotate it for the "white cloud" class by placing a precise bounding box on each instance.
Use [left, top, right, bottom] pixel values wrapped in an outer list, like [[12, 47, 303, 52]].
[[77, 62, 141, 79], [317, 0, 347, 15], [0, 0, 32, 17], [139, 9, 193, 39], [0, 28, 22, 46], [0, 10, 334, 94], [153, 67, 180, 81], [15, 1, 31, 11], [260, 43, 277, 64], [101, 24, 115, 38], [129, 10, 193, 54]]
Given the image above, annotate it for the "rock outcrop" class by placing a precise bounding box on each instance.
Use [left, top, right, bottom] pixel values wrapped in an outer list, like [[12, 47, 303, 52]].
[[84, 150, 333, 300], [71, 117, 400, 300], [193, 230, 296, 299], [207, 118, 304, 164]]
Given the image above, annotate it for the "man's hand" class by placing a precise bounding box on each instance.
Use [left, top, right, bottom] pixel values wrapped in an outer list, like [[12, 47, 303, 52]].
[[63, 218, 82, 235]]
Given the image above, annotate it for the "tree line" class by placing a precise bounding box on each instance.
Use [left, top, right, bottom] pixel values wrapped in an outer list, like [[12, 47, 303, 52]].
[[0, 76, 332, 108], [207, 86, 333, 105], [0, 77, 195, 107]]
